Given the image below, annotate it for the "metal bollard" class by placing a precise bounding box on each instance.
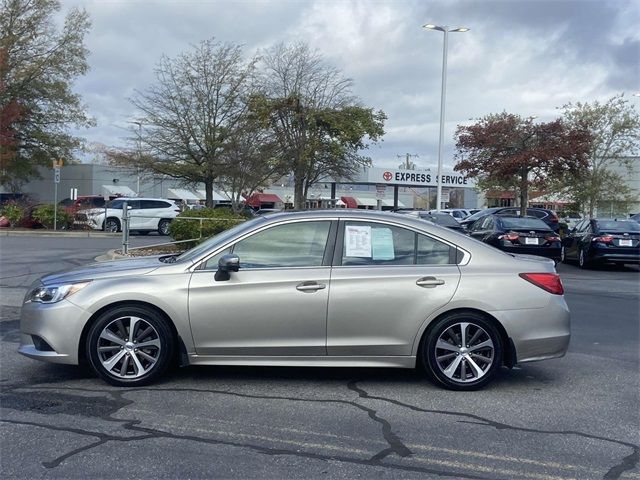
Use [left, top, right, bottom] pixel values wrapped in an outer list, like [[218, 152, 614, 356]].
[[122, 201, 130, 255]]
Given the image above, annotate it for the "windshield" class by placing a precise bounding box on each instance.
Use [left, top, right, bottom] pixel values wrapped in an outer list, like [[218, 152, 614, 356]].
[[176, 216, 265, 263], [596, 220, 640, 233], [500, 217, 550, 230], [464, 208, 498, 223]]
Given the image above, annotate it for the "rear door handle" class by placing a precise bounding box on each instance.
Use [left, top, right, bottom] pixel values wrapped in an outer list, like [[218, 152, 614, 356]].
[[296, 282, 326, 292], [416, 277, 445, 288]]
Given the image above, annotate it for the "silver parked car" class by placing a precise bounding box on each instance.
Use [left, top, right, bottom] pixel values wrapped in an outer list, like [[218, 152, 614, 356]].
[[20, 210, 570, 390]]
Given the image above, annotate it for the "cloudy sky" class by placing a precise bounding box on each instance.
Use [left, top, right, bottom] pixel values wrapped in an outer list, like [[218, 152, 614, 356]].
[[61, 0, 639, 170]]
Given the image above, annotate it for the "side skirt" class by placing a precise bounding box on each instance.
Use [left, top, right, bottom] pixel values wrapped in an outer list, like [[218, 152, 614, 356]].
[[186, 355, 416, 369]]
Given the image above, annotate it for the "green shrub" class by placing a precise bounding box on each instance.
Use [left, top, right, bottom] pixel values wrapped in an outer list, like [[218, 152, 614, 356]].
[[169, 208, 245, 247], [0, 201, 25, 227], [31, 204, 72, 229]]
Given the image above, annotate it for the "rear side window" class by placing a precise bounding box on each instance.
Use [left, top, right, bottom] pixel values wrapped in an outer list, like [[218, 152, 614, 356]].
[[528, 209, 548, 219], [141, 200, 171, 209], [341, 222, 456, 266]]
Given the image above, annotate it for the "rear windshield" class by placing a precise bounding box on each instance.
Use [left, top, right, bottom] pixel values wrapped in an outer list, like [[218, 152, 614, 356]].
[[500, 217, 550, 230], [596, 220, 640, 233], [420, 213, 459, 227]]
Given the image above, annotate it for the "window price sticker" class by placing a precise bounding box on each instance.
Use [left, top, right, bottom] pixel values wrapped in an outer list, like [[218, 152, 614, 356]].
[[345, 225, 372, 257]]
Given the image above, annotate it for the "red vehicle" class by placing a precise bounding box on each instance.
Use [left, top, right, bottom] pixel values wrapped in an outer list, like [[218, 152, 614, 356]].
[[58, 195, 108, 215]]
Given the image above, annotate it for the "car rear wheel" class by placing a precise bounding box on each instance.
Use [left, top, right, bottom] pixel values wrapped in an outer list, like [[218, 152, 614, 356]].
[[421, 312, 503, 391], [158, 219, 171, 236], [104, 217, 120, 233], [86, 305, 174, 386]]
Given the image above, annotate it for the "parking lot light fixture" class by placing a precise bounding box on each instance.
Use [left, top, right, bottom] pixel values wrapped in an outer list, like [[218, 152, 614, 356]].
[[423, 23, 469, 211]]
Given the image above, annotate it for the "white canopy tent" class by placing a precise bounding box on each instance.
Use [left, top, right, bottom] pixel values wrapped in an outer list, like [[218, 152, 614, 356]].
[[102, 185, 137, 197]]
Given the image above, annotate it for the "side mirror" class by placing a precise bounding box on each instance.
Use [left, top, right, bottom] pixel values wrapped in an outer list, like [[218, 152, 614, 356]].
[[214, 254, 240, 282]]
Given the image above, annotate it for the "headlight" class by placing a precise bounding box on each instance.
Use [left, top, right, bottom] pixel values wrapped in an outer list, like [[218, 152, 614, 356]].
[[25, 281, 91, 304]]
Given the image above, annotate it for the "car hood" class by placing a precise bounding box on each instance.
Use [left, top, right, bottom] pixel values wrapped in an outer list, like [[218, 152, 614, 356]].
[[40, 256, 165, 285]]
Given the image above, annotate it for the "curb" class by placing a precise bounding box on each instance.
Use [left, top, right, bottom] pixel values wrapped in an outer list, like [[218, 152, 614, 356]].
[[95, 249, 128, 262], [0, 229, 120, 238]]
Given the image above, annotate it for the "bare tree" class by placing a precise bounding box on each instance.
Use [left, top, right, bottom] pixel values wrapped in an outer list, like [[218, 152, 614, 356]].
[[252, 42, 385, 209], [128, 39, 257, 207]]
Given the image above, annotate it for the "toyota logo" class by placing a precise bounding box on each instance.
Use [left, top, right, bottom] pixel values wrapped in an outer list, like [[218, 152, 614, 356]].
[[382, 171, 393, 181]]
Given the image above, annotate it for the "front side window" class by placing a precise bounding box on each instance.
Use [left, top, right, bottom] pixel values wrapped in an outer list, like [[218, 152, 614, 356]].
[[232, 221, 331, 269]]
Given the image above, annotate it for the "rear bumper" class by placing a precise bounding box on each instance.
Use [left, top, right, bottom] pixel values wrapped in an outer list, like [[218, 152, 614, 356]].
[[491, 295, 570, 364], [499, 245, 561, 260], [590, 248, 640, 264]]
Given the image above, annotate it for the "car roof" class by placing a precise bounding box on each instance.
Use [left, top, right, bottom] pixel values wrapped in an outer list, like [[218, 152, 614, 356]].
[[110, 197, 175, 202]]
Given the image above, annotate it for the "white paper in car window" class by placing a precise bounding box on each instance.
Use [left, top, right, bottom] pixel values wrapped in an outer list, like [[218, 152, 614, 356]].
[[345, 225, 372, 257], [372, 228, 395, 260]]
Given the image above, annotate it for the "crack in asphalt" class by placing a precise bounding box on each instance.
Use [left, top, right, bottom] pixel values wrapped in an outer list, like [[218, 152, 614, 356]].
[[1, 382, 637, 479], [0, 388, 486, 479], [348, 383, 639, 480]]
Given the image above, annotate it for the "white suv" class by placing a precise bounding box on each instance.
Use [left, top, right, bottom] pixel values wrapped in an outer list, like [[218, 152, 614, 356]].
[[76, 198, 181, 235]]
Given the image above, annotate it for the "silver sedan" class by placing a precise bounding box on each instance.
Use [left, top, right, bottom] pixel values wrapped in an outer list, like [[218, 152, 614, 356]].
[[19, 210, 570, 390]]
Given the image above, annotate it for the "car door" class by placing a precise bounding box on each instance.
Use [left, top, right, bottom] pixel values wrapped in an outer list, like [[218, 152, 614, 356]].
[[469, 216, 493, 242], [188, 219, 336, 356], [565, 220, 587, 259], [125, 200, 144, 229], [326, 220, 461, 356]]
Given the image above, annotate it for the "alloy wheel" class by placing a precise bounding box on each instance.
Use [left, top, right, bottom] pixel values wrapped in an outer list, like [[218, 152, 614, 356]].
[[105, 219, 119, 233], [434, 322, 495, 383], [97, 316, 161, 379]]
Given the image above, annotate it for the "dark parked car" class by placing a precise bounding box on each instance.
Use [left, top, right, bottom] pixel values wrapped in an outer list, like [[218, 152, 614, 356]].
[[468, 215, 561, 261], [562, 218, 640, 268], [397, 210, 466, 233], [461, 207, 560, 232]]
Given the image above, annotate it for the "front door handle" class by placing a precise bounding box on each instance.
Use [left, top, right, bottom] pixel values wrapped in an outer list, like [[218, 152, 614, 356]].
[[296, 282, 326, 292], [416, 277, 445, 288]]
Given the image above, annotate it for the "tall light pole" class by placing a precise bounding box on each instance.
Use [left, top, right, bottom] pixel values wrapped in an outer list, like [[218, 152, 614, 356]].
[[423, 23, 469, 211], [130, 120, 143, 195]]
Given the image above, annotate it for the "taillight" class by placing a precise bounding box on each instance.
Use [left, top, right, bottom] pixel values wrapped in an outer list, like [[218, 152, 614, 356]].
[[545, 235, 560, 242], [499, 233, 519, 241], [519, 273, 564, 295], [592, 236, 613, 244]]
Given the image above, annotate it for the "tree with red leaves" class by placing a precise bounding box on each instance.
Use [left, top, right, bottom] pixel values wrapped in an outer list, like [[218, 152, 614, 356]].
[[0, 0, 93, 192], [454, 112, 591, 216]]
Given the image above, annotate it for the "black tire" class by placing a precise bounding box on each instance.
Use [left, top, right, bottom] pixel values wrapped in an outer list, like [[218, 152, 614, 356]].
[[421, 311, 503, 391], [158, 218, 171, 236], [578, 247, 590, 269], [104, 217, 120, 233], [86, 305, 175, 387]]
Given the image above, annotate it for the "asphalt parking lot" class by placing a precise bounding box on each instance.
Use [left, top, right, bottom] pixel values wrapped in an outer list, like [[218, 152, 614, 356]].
[[0, 235, 638, 480]]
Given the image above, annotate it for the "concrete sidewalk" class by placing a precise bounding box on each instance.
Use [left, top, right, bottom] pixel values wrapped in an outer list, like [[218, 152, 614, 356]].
[[0, 228, 119, 238]]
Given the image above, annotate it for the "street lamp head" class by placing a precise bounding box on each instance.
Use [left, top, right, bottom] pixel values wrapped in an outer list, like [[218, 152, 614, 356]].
[[451, 27, 470, 32], [423, 24, 446, 32]]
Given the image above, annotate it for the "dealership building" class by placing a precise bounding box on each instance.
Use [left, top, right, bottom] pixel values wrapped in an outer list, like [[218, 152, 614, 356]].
[[12, 163, 479, 211]]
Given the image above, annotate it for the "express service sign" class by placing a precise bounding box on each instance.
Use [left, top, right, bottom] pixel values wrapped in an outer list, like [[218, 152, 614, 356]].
[[368, 167, 474, 188]]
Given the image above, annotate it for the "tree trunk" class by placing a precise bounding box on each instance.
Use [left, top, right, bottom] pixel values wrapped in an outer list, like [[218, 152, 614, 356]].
[[519, 168, 528, 216], [204, 179, 214, 208], [293, 177, 306, 210]]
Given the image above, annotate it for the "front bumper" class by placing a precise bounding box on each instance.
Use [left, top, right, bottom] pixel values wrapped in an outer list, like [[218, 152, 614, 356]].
[[491, 294, 570, 363], [18, 299, 91, 365]]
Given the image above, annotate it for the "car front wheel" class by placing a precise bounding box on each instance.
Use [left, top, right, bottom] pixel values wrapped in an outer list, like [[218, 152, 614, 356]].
[[422, 312, 503, 391], [86, 305, 174, 386]]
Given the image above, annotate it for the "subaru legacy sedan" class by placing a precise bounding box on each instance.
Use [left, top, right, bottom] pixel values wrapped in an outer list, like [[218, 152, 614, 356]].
[[20, 210, 570, 390]]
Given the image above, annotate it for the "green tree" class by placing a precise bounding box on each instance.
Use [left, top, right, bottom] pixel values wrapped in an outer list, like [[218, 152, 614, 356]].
[[125, 39, 257, 207], [454, 113, 591, 216], [0, 0, 93, 191], [251, 43, 386, 209], [559, 95, 640, 217]]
